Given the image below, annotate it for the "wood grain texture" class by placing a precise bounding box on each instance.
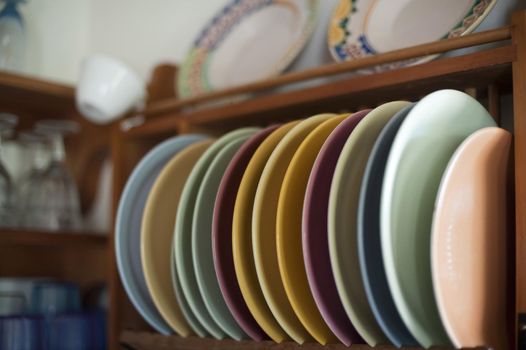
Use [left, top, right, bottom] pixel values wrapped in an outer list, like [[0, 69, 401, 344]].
[[0, 71, 76, 119], [0, 229, 107, 246], [110, 13, 526, 349], [512, 10, 526, 349], [142, 27, 511, 117], [120, 332, 486, 350], [125, 46, 514, 137]]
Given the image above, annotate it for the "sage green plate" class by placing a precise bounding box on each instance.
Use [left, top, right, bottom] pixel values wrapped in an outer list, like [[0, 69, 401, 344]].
[[192, 132, 258, 340], [174, 128, 259, 339], [380, 90, 496, 347], [328, 101, 410, 346]]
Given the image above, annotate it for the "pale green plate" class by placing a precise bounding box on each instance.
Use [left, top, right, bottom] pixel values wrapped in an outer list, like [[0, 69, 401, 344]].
[[380, 90, 495, 347], [329, 101, 408, 346], [192, 133, 258, 340], [174, 128, 259, 339]]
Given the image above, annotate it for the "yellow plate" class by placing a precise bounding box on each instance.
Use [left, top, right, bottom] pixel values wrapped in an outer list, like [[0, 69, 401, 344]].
[[253, 115, 342, 344], [141, 140, 213, 336], [250, 120, 313, 344], [276, 115, 347, 344], [232, 121, 298, 342]]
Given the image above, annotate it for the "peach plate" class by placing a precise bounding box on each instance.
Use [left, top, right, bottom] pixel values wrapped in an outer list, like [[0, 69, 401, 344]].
[[431, 127, 511, 350]]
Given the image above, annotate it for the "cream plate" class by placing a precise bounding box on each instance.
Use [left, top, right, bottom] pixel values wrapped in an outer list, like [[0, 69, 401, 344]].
[[329, 102, 409, 346], [142, 140, 213, 337], [178, 0, 318, 97], [328, 0, 496, 69]]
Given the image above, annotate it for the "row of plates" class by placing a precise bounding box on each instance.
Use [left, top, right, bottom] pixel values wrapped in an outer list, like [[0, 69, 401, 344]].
[[178, 0, 496, 96], [115, 89, 510, 349]]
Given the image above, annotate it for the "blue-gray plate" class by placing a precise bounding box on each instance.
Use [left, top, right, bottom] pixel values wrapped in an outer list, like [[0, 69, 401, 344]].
[[115, 134, 206, 334], [357, 104, 417, 347]]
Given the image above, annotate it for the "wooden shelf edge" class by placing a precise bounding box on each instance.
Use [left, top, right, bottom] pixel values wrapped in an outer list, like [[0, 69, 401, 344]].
[[0, 229, 108, 246], [141, 26, 512, 117], [125, 45, 515, 137], [0, 71, 75, 99], [120, 331, 485, 350]]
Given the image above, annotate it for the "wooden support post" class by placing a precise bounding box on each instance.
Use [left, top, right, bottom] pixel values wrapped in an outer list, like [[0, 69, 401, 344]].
[[488, 84, 501, 125], [512, 10, 526, 350], [109, 125, 125, 350]]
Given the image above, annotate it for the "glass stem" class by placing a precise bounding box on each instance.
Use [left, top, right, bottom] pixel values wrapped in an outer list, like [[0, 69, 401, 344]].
[[50, 134, 65, 163]]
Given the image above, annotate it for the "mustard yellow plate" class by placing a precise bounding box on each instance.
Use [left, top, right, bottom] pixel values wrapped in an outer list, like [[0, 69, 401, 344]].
[[250, 120, 314, 344], [141, 140, 213, 337], [232, 122, 298, 343], [274, 114, 343, 345]]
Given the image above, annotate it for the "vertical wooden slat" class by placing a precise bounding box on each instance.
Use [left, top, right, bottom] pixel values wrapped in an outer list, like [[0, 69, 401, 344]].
[[464, 87, 478, 99], [512, 11, 526, 350], [487, 84, 501, 125], [109, 125, 124, 350]]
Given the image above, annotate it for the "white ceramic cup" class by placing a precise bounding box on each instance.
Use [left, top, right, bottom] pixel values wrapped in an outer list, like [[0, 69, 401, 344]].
[[76, 54, 146, 124]]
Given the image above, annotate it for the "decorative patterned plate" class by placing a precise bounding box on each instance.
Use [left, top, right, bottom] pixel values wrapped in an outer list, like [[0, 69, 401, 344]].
[[212, 126, 279, 341], [432, 127, 510, 350], [142, 140, 212, 337], [381, 90, 496, 347], [115, 135, 206, 335], [178, 0, 318, 97], [328, 0, 496, 69]]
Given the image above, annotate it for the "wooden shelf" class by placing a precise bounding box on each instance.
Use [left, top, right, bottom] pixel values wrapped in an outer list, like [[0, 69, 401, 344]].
[[0, 71, 77, 121], [120, 332, 484, 350], [124, 45, 513, 137], [110, 15, 526, 350], [0, 229, 108, 247]]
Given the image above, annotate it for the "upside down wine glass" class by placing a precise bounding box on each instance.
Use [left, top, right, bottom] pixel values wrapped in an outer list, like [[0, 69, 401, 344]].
[[24, 120, 81, 231], [17, 131, 50, 227], [0, 113, 17, 228]]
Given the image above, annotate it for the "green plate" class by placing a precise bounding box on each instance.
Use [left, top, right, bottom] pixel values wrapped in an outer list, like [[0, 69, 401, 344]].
[[192, 134, 258, 340], [329, 101, 409, 346], [381, 90, 495, 347], [174, 128, 259, 339]]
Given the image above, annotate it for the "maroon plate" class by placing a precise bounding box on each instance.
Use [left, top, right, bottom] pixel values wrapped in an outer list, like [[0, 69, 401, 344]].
[[302, 110, 370, 345], [212, 125, 279, 341]]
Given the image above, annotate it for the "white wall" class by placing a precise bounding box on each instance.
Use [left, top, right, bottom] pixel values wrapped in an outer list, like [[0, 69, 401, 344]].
[[88, 0, 226, 81], [17, 0, 228, 84], [20, 0, 90, 83], [15, 0, 526, 85]]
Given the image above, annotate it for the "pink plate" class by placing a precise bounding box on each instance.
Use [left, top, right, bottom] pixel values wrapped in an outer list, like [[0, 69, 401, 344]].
[[432, 127, 511, 350]]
